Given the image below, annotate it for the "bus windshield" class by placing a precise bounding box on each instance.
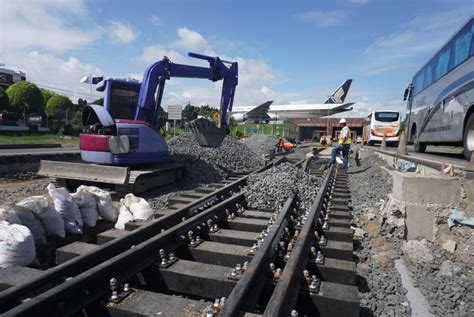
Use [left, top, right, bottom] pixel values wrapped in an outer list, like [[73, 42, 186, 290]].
[[374, 112, 399, 122]]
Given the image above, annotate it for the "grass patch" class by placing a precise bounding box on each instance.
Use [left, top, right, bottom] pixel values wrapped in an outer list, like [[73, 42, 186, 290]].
[[0, 134, 79, 145]]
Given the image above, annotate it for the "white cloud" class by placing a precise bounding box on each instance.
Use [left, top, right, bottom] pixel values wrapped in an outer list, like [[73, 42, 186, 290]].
[[362, 7, 472, 76], [10, 51, 104, 101], [150, 15, 162, 26], [174, 27, 215, 55], [294, 10, 351, 27], [139, 45, 186, 64], [136, 27, 287, 107], [0, 0, 101, 52], [109, 21, 136, 44]]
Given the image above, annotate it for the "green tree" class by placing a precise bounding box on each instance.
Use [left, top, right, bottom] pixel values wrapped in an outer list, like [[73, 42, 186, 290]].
[[0, 87, 10, 111], [76, 98, 88, 110], [45, 95, 73, 121], [40, 88, 55, 108], [181, 103, 198, 123], [92, 98, 104, 105], [197, 104, 218, 118], [6, 81, 44, 115]]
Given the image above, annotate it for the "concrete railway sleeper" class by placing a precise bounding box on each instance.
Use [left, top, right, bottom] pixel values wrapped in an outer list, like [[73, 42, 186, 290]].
[[0, 158, 358, 316]]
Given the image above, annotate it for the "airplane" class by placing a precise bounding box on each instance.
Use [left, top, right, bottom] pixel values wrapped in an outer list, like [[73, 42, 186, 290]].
[[230, 79, 354, 123]]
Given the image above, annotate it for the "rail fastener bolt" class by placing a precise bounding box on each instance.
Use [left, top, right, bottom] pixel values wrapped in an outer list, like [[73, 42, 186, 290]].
[[315, 251, 325, 264]]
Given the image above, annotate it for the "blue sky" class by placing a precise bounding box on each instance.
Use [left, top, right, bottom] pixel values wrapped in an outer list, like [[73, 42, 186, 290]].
[[1, 0, 473, 117]]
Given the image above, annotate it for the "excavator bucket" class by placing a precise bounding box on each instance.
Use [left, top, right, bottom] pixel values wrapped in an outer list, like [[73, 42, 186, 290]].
[[188, 118, 227, 148]]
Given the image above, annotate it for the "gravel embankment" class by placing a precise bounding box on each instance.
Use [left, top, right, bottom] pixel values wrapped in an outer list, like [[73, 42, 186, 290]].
[[244, 162, 321, 212], [401, 239, 474, 316], [243, 134, 279, 157], [168, 133, 264, 185], [349, 155, 411, 316], [147, 133, 264, 210]]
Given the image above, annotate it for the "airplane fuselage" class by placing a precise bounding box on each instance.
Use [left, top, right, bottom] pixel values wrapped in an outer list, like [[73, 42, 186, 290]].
[[230, 103, 354, 122]]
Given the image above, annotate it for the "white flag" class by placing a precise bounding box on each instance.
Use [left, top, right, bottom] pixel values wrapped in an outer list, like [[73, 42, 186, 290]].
[[80, 75, 91, 83]]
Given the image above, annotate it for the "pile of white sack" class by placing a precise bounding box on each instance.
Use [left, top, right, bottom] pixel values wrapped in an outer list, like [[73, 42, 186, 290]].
[[115, 193, 154, 230], [0, 184, 154, 267]]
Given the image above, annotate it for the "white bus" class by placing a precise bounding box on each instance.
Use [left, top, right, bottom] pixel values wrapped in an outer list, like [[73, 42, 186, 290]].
[[362, 110, 401, 146], [404, 16, 474, 160]]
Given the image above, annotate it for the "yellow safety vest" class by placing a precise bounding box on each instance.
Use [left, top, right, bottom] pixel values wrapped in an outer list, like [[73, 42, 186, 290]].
[[339, 127, 352, 144]]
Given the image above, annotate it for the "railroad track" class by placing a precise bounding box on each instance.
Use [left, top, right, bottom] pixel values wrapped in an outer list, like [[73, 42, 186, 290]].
[[0, 159, 358, 317]]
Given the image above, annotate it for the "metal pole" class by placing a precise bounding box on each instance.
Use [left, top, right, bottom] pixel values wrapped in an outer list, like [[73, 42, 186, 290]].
[[90, 73, 92, 98], [173, 119, 176, 137]]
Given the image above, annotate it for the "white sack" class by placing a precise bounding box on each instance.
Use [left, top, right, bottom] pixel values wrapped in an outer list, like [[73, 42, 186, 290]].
[[0, 205, 22, 225], [0, 221, 36, 267], [72, 186, 99, 227], [17, 196, 65, 238], [123, 194, 154, 221], [47, 183, 83, 235], [114, 200, 134, 230], [6, 204, 47, 245], [82, 186, 118, 222]]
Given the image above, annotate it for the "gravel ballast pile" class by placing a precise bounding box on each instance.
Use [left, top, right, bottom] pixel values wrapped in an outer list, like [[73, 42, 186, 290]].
[[168, 133, 264, 185], [348, 154, 412, 316], [349, 155, 392, 208], [244, 162, 321, 212], [243, 134, 279, 157], [402, 239, 473, 316]]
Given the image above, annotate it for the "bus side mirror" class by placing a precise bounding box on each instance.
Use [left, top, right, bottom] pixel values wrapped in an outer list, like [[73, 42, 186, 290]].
[[403, 88, 409, 101]]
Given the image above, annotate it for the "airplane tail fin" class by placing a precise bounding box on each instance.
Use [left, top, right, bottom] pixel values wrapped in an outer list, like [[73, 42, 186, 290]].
[[324, 79, 353, 104]]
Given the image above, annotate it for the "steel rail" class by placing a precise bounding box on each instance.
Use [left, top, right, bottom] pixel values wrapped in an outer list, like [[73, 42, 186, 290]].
[[3, 193, 245, 316], [263, 164, 335, 317], [0, 159, 285, 313], [220, 193, 297, 316]]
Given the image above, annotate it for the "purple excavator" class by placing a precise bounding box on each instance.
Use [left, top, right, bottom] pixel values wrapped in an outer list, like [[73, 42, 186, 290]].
[[38, 53, 238, 196]]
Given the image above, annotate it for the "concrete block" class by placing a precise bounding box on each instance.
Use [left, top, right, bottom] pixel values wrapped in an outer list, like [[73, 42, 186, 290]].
[[321, 240, 353, 261], [296, 282, 359, 317], [154, 259, 237, 299], [56, 241, 99, 264], [0, 266, 42, 291], [96, 229, 132, 245], [182, 241, 252, 267], [324, 226, 353, 242], [208, 229, 256, 247], [108, 289, 210, 317], [241, 210, 273, 220], [307, 258, 356, 285], [392, 171, 461, 204], [406, 204, 435, 240], [225, 218, 268, 232]]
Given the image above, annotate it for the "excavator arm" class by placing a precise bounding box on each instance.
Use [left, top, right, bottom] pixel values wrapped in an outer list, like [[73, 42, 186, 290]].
[[136, 52, 238, 147]]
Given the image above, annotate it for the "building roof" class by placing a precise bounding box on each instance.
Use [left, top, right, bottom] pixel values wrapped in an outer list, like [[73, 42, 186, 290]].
[[289, 117, 366, 127]]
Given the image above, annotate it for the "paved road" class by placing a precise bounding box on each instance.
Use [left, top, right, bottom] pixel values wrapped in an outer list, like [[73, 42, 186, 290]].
[[365, 144, 468, 169], [0, 147, 80, 156]]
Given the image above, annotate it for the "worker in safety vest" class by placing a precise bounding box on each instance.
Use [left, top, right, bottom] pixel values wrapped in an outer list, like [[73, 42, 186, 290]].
[[330, 118, 351, 172]]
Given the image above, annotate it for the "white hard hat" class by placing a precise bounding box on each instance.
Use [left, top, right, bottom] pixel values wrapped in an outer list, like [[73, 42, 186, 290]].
[[339, 118, 347, 124]]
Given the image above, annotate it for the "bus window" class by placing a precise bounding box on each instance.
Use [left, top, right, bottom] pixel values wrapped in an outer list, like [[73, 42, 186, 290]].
[[375, 112, 399, 122], [423, 63, 433, 88], [471, 23, 474, 56], [453, 24, 472, 67], [414, 70, 425, 95], [434, 48, 451, 81]]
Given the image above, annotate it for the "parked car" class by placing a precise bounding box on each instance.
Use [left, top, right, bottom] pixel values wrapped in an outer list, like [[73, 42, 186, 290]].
[[356, 135, 363, 144]]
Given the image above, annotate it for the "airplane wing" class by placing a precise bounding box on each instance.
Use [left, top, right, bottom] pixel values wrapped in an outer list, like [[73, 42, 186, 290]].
[[245, 100, 273, 119]]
